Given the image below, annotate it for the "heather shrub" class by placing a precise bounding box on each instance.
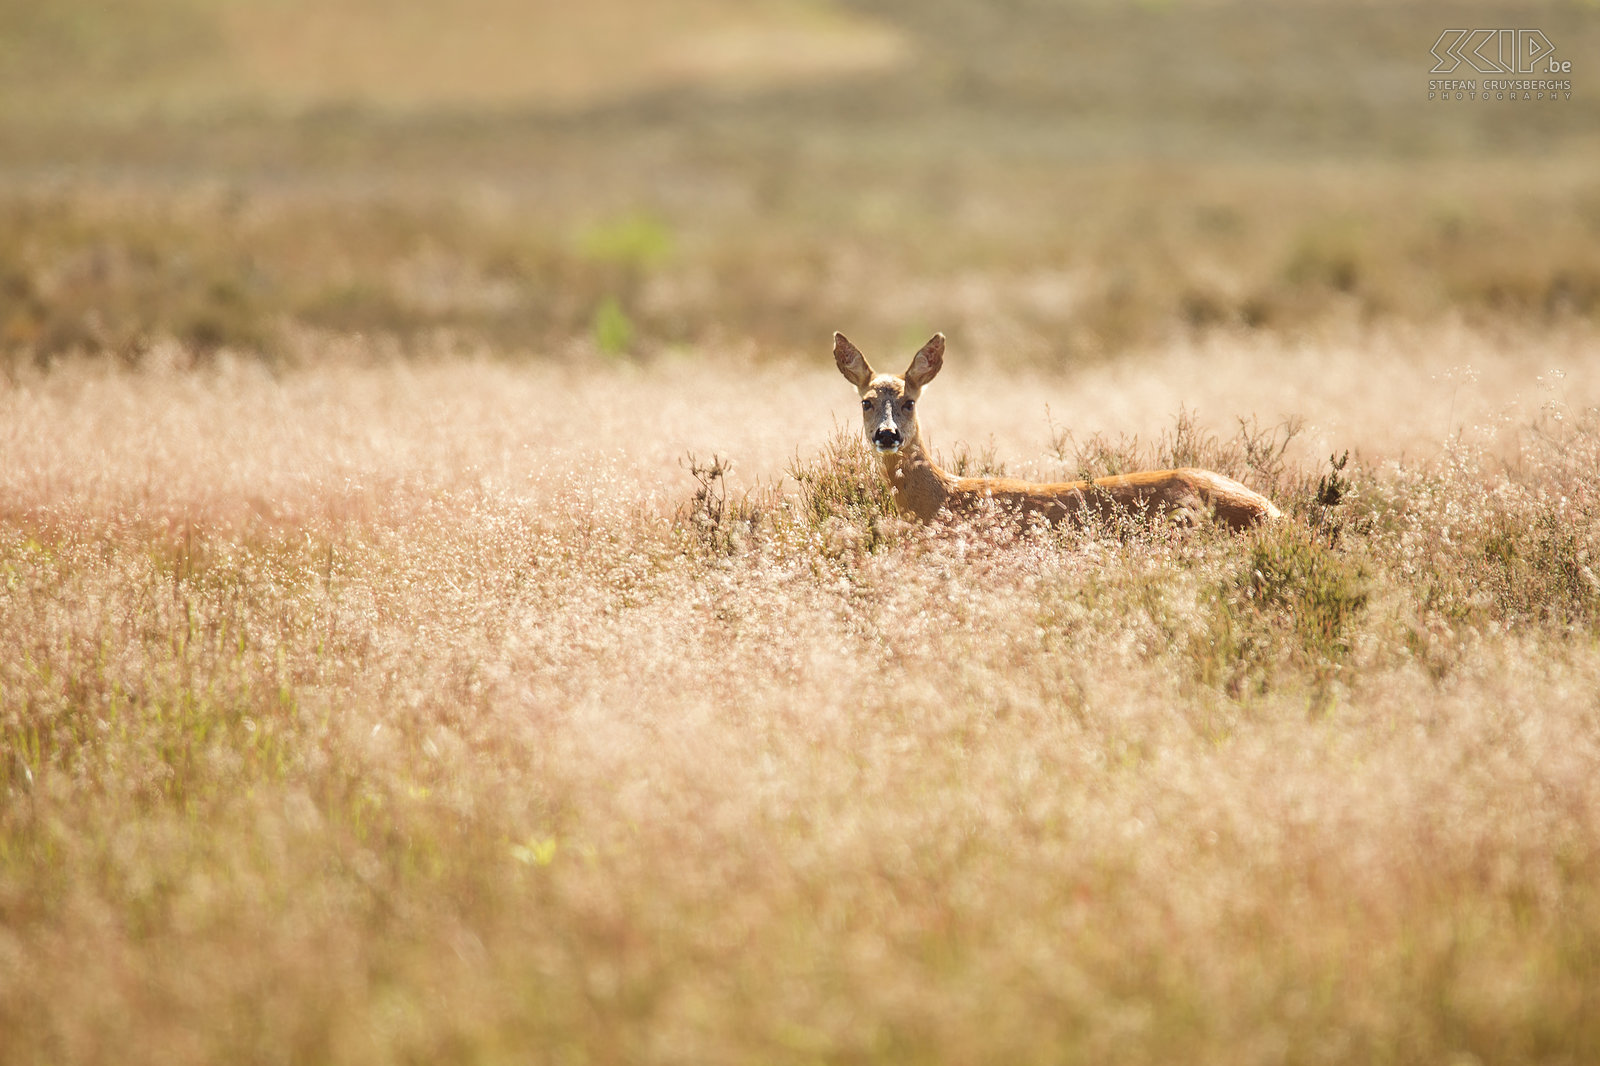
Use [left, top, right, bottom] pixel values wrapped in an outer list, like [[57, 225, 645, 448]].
[[1189, 522, 1371, 702], [785, 430, 902, 560]]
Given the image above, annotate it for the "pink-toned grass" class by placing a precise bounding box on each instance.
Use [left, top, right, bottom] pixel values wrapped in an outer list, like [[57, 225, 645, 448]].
[[2, 326, 1599, 1065]]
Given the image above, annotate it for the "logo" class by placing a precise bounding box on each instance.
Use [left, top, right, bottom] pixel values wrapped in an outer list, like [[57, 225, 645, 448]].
[[1430, 29, 1569, 74], [1428, 29, 1573, 100]]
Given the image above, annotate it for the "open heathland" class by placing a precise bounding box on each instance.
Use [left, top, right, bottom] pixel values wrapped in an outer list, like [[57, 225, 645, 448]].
[[4, 0, 1600, 1063]]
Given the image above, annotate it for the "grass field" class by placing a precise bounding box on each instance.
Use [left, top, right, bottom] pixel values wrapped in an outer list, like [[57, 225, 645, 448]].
[[4, 1, 1600, 1064], [4, 333, 1600, 1064]]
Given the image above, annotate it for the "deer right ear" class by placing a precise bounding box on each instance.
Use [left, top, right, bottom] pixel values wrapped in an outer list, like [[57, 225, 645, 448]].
[[833, 332, 875, 388]]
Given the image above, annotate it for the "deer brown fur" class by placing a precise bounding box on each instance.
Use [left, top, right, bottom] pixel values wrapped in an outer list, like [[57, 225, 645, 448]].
[[834, 332, 1281, 531]]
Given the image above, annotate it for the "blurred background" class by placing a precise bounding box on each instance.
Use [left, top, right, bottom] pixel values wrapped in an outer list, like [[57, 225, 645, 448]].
[[2, 0, 1597, 366]]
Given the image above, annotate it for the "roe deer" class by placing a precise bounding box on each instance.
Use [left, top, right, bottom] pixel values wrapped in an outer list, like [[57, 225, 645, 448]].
[[834, 332, 1281, 530]]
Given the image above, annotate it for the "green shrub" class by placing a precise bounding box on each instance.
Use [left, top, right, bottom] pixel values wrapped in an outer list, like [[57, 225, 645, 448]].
[[1192, 522, 1370, 701]]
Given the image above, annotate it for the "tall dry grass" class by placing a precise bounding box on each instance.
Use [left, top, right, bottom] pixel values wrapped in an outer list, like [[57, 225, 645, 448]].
[[3, 327, 1599, 1064]]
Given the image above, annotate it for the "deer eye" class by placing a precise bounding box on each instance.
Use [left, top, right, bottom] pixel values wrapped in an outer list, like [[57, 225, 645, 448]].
[[861, 399, 872, 410], [902, 400, 914, 411]]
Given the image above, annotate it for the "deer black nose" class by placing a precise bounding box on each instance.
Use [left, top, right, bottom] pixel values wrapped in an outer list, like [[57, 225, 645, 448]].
[[873, 428, 902, 449]]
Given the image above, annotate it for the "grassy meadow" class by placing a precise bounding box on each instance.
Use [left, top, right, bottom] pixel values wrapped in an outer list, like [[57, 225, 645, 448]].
[[4, 2, 1600, 1064]]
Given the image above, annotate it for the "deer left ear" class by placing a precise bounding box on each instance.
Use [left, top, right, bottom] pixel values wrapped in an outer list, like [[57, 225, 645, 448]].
[[904, 333, 944, 391]]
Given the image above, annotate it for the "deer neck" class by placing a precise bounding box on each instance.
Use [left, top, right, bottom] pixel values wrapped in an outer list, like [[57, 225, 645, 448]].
[[880, 441, 955, 522]]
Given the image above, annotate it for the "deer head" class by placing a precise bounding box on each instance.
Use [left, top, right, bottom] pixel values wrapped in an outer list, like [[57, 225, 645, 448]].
[[833, 332, 944, 455]]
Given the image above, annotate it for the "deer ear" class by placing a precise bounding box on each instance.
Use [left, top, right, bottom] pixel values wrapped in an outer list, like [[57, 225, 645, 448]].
[[904, 333, 944, 390], [834, 332, 875, 388]]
